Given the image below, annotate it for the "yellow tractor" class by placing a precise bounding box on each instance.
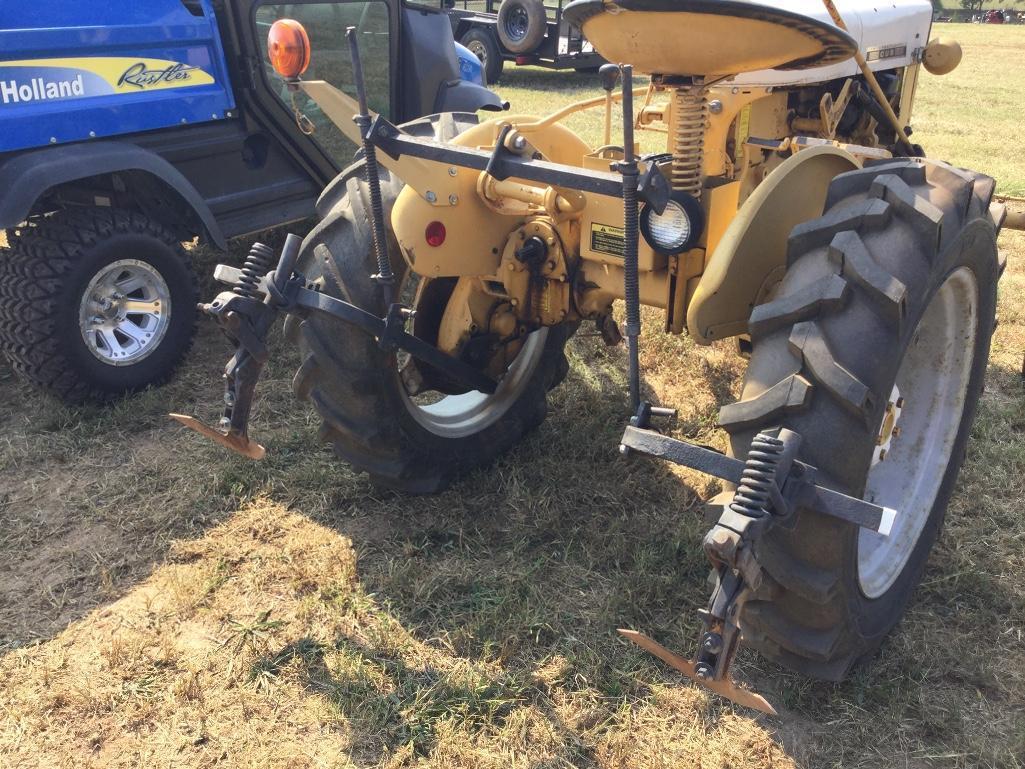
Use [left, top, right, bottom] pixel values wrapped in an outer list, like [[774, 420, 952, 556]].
[[174, 0, 1010, 713]]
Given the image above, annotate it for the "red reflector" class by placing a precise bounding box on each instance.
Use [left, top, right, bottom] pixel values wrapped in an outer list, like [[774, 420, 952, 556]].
[[515, 56, 533, 65], [425, 221, 446, 247]]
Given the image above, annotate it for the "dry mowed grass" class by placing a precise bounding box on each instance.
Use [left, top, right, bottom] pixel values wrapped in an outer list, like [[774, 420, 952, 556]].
[[1, 24, 1024, 769]]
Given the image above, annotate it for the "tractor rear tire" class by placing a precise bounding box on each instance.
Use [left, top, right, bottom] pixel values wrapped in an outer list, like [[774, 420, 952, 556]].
[[285, 114, 573, 493], [718, 159, 999, 680]]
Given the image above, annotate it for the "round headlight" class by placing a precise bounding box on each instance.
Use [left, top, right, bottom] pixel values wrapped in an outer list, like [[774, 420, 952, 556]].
[[640, 191, 704, 255]]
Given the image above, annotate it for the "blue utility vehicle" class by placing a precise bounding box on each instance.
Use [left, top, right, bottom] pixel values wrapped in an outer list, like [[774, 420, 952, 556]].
[[0, 0, 500, 402]]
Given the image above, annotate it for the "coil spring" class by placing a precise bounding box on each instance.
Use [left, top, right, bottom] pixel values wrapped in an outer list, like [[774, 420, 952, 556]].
[[670, 84, 708, 198], [729, 432, 785, 519], [622, 164, 640, 333], [233, 242, 276, 299]]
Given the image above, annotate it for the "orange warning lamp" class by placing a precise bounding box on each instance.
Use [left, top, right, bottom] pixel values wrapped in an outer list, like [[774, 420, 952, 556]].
[[267, 19, 311, 79]]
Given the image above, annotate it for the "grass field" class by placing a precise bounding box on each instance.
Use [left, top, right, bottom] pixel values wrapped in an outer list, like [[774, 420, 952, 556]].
[[1, 23, 1024, 769], [939, 1, 1025, 12]]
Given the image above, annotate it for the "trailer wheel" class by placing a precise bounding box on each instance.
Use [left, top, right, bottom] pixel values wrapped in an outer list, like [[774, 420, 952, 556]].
[[285, 114, 573, 493], [718, 159, 999, 680], [461, 28, 504, 85], [0, 208, 198, 403], [497, 0, 546, 54]]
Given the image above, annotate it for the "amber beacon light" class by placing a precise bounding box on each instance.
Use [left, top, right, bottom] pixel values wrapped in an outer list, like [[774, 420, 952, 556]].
[[267, 19, 311, 79]]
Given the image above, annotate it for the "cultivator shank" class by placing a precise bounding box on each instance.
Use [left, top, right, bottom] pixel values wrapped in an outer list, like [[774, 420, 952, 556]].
[[618, 419, 896, 713]]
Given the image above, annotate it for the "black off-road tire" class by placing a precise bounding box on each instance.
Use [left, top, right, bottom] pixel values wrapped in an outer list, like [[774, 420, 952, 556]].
[[718, 159, 999, 680], [497, 0, 547, 54], [285, 114, 573, 493], [460, 28, 504, 85], [0, 208, 198, 403]]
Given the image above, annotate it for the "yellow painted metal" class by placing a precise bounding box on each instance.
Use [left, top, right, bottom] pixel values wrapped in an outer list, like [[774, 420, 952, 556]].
[[499, 220, 572, 326], [576, 260, 672, 316], [578, 7, 853, 77], [480, 177, 586, 217], [702, 87, 771, 179], [666, 181, 739, 334], [390, 117, 592, 278], [922, 37, 962, 76], [789, 135, 893, 162], [437, 277, 486, 355], [513, 87, 648, 133], [433, 276, 528, 378], [898, 60, 921, 133], [579, 187, 665, 271], [735, 91, 792, 204], [298, 52, 875, 348], [702, 181, 741, 261], [299, 80, 454, 204], [667, 249, 705, 334], [582, 145, 626, 173], [687, 145, 859, 344]]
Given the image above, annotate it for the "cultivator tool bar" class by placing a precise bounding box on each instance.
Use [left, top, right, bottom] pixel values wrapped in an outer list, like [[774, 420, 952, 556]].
[[170, 31, 667, 462], [170, 227, 502, 457]]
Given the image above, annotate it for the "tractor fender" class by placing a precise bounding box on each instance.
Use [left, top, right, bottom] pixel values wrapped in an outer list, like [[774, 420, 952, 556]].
[[687, 145, 860, 344], [434, 80, 508, 114], [0, 141, 227, 249]]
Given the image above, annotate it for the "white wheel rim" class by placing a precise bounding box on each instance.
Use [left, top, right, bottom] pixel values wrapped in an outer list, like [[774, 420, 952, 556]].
[[857, 267, 978, 599], [78, 259, 172, 366], [399, 329, 549, 439]]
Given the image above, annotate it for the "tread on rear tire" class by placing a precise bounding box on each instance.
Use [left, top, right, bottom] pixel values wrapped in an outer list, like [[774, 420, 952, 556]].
[[285, 114, 573, 493], [719, 158, 999, 680]]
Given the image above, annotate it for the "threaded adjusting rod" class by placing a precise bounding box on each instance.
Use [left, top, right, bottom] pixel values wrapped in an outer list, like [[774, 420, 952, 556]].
[[347, 26, 395, 306]]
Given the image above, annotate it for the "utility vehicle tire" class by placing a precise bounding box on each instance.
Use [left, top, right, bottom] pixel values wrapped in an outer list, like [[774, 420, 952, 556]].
[[461, 28, 504, 85], [0, 208, 198, 403], [497, 0, 547, 54], [285, 114, 573, 493], [718, 159, 999, 680]]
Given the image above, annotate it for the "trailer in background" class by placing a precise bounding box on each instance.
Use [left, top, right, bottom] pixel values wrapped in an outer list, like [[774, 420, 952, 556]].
[[437, 0, 604, 83]]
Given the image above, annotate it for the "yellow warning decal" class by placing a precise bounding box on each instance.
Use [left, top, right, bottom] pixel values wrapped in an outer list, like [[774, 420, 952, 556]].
[[590, 222, 626, 258]]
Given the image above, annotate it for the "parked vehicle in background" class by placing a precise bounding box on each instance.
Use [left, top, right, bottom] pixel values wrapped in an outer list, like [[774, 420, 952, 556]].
[[437, 0, 604, 84], [0, 0, 501, 404]]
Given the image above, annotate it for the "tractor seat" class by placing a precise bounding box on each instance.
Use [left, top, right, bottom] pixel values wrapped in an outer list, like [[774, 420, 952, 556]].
[[562, 0, 857, 77]]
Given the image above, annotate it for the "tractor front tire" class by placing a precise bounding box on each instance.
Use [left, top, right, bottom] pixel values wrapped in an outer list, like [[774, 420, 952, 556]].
[[286, 114, 573, 493], [719, 159, 999, 679]]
